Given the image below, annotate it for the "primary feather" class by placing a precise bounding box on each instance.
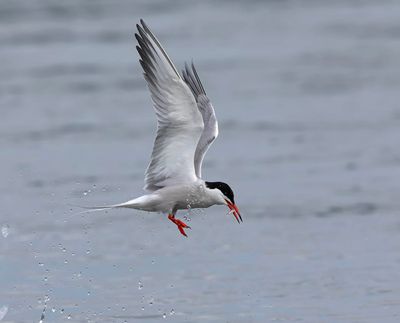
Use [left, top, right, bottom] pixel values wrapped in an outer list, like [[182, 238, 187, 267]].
[[135, 20, 204, 191]]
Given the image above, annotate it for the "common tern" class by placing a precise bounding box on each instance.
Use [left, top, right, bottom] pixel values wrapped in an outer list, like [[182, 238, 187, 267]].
[[89, 19, 241, 237]]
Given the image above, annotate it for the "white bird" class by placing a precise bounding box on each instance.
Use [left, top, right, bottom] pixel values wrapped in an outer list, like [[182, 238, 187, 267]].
[[88, 19, 241, 237]]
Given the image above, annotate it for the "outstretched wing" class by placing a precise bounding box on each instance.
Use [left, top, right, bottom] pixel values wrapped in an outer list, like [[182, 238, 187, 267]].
[[182, 63, 218, 178], [136, 20, 204, 191]]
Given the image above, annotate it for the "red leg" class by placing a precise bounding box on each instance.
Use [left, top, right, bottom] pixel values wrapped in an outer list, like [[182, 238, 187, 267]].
[[168, 214, 191, 237]]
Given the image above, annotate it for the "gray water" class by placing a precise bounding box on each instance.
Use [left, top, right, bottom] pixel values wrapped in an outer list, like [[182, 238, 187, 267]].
[[1, 1, 400, 322]]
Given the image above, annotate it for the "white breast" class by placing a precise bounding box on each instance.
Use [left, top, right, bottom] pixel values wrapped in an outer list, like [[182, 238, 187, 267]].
[[154, 180, 221, 212]]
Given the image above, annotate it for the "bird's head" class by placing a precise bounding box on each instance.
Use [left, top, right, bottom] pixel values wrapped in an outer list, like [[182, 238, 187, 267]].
[[205, 181, 242, 223]]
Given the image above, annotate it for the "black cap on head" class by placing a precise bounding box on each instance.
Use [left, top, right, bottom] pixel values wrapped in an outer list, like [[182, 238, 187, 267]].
[[205, 181, 235, 203]]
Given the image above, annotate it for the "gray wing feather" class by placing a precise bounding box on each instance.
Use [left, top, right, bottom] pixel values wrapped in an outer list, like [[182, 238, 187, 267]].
[[136, 20, 203, 191], [182, 63, 218, 178]]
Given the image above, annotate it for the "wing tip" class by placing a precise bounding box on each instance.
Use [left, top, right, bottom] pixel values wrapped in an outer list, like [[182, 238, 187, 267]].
[[182, 61, 207, 98], [135, 19, 181, 79]]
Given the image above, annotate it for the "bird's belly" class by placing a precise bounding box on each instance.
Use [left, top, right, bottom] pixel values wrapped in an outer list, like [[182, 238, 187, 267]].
[[156, 182, 214, 212], [175, 196, 213, 210]]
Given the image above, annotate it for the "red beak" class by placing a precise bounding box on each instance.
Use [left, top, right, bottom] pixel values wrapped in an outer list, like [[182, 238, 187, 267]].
[[226, 199, 242, 223]]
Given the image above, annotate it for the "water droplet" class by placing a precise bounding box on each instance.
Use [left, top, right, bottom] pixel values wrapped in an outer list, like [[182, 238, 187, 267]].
[[141, 306, 145, 311], [51, 308, 56, 313], [162, 313, 167, 318], [60, 308, 64, 314], [87, 291, 91, 296], [170, 309, 175, 316], [67, 314, 71, 319], [62, 248, 66, 253], [86, 249, 90, 254], [122, 307, 126, 311], [38, 262, 44, 267], [0, 306, 8, 321], [64, 260, 68, 264], [138, 281, 143, 290], [1, 225, 9, 238], [43, 277, 48, 282]]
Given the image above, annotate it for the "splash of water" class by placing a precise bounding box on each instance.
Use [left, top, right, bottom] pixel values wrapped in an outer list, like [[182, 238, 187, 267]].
[[1, 225, 9, 238], [0, 306, 8, 321]]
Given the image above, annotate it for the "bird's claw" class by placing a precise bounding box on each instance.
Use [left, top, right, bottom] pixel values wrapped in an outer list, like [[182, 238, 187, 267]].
[[177, 226, 188, 237], [168, 214, 191, 237]]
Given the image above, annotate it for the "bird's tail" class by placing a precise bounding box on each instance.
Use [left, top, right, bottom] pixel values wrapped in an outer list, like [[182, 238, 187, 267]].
[[70, 198, 144, 215], [70, 204, 119, 215], [75, 205, 116, 214]]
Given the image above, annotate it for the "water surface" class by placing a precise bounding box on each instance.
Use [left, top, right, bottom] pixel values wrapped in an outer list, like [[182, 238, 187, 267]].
[[1, 1, 400, 322]]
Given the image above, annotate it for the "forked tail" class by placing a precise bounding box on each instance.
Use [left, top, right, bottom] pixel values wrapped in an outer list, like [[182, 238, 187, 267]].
[[72, 199, 141, 215]]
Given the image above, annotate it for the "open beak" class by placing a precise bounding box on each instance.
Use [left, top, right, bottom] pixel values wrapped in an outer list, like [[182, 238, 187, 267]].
[[225, 199, 243, 223]]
